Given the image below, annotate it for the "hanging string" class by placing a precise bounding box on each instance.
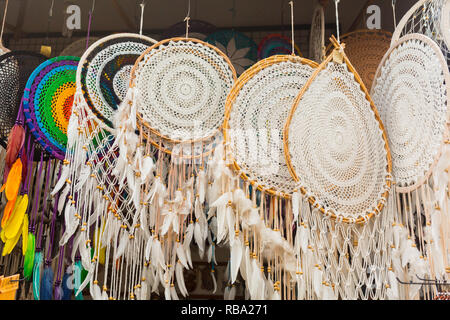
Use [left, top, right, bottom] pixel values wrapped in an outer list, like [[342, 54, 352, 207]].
[[184, 0, 191, 38], [0, 0, 9, 45], [392, 0, 397, 28], [86, 0, 96, 50], [139, 1, 146, 35], [334, 0, 340, 43], [289, 1, 294, 55]]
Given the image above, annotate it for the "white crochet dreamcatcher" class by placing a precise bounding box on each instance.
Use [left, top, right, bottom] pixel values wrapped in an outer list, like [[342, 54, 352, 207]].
[[284, 35, 397, 300], [392, 0, 450, 66], [115, 37, 236, 300], [218, 54, 318, 300], [371, 33, 450, 299], [52, 33, 157, 300]]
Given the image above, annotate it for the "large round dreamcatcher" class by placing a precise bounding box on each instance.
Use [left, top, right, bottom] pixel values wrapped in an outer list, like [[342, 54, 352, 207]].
[[219, 54, 317, 300], [326, 29, 392, 90], [284, 36, 395, 300], [51, 33, 157, 300], [371, 33, 450, 298], [114, 37, 236, 300], [393, 0, 450, 66], [309, 3, 325, 63]]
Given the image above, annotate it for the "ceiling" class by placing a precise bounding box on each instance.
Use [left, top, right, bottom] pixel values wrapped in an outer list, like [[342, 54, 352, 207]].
[[0, 0, 418, 39]]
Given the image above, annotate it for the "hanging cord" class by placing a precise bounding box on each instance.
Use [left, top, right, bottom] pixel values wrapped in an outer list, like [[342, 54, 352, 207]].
[[184, 0, 191, 38], [139, 1, 146, 35], [289, 1, 294, 55], [334, 0, 340, 44], [0, 0, 9, 45], [392, 0, 397, 28], [86, 0, 96, 50]]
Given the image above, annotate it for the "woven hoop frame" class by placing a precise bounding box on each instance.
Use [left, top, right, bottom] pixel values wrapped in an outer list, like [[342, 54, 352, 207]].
[[325, 29, 392, 90], [129, 37, 237, 155], [371, 33, 450, 193], [284, 37, 392, 224], [223, 54, 318, 199]]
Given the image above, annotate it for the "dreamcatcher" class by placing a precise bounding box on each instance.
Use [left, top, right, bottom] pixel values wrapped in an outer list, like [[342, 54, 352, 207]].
[[51, 33, 157, 300], [392, 0, 450, 67], [325, 29, 392, 91], [114, 37, 236, 300], [371, 33, 450, 299], [309, 2, 325, 63], [219, 54, 317, 300], [257, 34, 302, 60], [206, 30, 257, 76], [0, 55, 79, 301], [284, 35, 396, 300]]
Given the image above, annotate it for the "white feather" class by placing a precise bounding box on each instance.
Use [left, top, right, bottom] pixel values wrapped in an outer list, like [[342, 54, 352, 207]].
[[230, 237, 243, 284], [194, 222, 205, 258], [51, 165, 70, 196], [176, 262, 188, 297], [211, 271, 217, 294], [144, 237, 153, 261], [75, 262, 94, 296], [74, 164, 91, 192], [90, 283, 102, 300], [170, 286, 179, 300], [164, 286, 171, 300], [115, 231, 129, 260], [313, 267, 323, 299], [140, 156, 155, 182], [176, 242, 189, 269], [151, 238, 165, 269], [291, 191, 300, 224]]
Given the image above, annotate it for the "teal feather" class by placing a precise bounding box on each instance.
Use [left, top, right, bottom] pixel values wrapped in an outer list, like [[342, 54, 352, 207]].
[[32, 251, 43, 300], [40, 266, 54, 300], [74, 260, 84, 300]]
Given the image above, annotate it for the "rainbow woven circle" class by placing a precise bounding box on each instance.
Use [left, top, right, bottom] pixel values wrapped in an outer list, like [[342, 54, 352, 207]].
[[23, 56, 79, 160]]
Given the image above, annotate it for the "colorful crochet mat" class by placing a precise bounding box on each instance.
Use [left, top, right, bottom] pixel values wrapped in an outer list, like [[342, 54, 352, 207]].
[[23, 56, 79, 160]]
